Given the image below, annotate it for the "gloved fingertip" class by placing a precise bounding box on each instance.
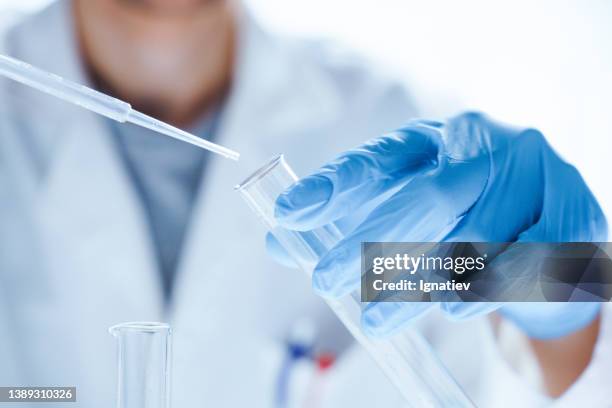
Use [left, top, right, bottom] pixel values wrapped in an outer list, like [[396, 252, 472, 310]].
[[274, 176, 333, 227], [361, 320, 388, 339], [361, 310, 391, 338], [441, 301, 502, 321], [311, 282, 336, 299], [399, 119, 444, 131], [265, 233, 299, 269], [312, 259, 334, 294], [312, 276, 352, 299], [312, 249, 356, 299], [312, 266, 345, 299]]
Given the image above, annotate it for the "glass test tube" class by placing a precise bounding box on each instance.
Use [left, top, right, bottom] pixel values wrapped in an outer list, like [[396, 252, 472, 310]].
[[109, 322, 172, 408], [236, 155, 475, 408]]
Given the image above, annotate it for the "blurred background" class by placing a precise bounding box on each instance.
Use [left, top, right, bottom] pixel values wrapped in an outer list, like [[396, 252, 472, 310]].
[[1, 0, 611, 217]]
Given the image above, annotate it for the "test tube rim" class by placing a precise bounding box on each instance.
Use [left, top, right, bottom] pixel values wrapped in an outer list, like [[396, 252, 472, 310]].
[[234, 154, 285, 192], [109, 321, 171, 335]]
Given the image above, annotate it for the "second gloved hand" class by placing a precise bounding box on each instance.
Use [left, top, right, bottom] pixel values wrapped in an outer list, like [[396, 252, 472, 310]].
[[268, 112, 608, 339]]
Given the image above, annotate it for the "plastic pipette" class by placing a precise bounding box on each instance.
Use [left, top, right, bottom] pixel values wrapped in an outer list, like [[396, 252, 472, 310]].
[[0, 54, 240, 161]]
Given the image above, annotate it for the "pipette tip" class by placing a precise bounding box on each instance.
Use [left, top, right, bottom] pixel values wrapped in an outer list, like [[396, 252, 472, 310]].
[[126, 109, 240, 161]]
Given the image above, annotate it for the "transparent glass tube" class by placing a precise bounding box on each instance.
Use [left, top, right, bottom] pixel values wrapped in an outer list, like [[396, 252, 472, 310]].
[[109, 322, 172, 408], [236, 155, 475, 407]]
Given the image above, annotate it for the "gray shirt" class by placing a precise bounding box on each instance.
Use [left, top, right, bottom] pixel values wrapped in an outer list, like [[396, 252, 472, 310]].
[[109, 113, 219, 301]]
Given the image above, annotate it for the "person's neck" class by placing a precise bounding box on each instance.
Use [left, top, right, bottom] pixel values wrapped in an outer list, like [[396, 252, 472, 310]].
[[73, 1, 237, 127]]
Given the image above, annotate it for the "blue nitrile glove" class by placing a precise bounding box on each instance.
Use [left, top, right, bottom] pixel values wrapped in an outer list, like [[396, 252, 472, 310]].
[[268, 112, 608, 339]]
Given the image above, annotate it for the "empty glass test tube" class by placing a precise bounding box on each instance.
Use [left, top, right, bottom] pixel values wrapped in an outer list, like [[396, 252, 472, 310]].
[[235, 155, 475, 408], [109, 322, 172, 408]]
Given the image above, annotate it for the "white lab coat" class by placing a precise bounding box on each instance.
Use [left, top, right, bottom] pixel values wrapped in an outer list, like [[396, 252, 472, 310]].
[[0, 1, 610, 407]]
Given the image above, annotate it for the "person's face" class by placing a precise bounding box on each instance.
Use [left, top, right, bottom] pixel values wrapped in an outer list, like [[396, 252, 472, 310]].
[[75, 0, 236, 124], [113, 0, 222, 17], [75, 0, 234, 70], [77, 0, 231, 41]]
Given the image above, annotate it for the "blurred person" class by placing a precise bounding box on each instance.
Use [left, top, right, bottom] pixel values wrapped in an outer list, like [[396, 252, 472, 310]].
[[0, 0, 609, 407]]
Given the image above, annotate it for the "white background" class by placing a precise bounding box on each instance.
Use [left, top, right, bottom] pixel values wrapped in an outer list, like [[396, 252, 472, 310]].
[[1, 0, 611, 220]]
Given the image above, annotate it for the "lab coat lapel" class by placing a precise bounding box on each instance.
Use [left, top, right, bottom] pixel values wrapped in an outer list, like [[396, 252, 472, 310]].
[[38, 116, 163, 316], [8, 0, 163, 320]]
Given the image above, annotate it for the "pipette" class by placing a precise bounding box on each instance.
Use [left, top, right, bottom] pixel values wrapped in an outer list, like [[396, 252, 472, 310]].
[[0, 54, 240, 161]]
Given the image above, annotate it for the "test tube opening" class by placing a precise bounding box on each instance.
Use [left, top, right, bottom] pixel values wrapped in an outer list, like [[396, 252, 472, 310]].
[[234, 154, 286, 192], [110, 321, 172, 408], [109, 321, 170, 335]]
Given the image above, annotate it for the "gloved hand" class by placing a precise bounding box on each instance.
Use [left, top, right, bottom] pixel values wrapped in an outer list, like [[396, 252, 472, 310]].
[[268, 112, 608, 339]]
